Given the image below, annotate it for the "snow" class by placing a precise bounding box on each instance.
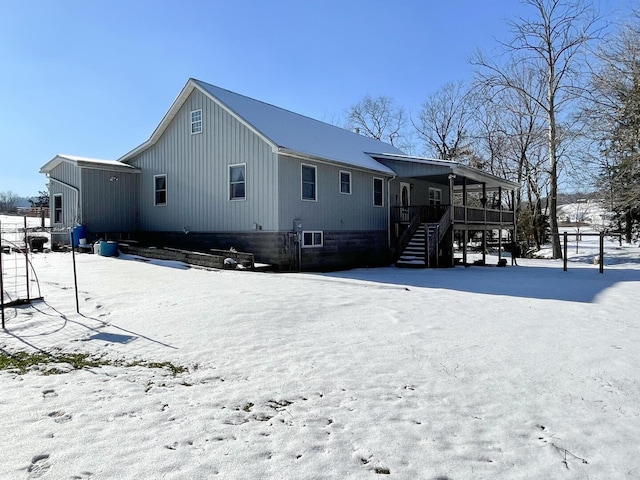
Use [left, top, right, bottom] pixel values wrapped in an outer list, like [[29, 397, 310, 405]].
[[1, 214, 640, 479]]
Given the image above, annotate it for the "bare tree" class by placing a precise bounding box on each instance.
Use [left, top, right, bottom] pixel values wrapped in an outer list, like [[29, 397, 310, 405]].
[[347, 95, 412, 150], [472, 70, 550, 249], [414, 81, 474, 161], [0, 191, 19, 213], [581, 13, 640, 243], [473, 0, 601, 259]]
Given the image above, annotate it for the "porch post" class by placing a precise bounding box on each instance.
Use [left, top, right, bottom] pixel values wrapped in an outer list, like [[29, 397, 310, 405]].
[[463, 178, 468, 267], [498, 187, 503, 264], [449, 174, 455, 267], [511, 189, 517, 266], [463, 230, 468, 267], [482, 182, 487, 265]]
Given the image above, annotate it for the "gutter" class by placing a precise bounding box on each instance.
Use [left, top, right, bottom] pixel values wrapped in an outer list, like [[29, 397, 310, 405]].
[[48, 176, 81, 225]]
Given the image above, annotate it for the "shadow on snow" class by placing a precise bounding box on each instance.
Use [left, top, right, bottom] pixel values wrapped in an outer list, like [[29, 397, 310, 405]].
[[318, 263, 640, 303]]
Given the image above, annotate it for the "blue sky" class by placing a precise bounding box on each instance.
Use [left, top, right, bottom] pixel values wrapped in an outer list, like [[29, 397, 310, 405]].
[[0, 0, 629, 196]]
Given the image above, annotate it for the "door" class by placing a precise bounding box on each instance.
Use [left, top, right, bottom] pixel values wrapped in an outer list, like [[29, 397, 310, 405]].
[[400, 182, 411, 222]]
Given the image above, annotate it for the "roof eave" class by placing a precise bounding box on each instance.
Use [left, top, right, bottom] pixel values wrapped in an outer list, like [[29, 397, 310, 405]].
[[279, 147, 395, 176]]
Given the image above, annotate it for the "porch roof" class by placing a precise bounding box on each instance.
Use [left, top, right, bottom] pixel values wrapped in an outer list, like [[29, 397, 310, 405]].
[[369, 154, 519, 191]]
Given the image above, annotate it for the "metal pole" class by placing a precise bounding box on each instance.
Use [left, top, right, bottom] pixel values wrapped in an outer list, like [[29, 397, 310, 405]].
[[563, 232, 568, 272], [70, 232, 80, 314], [599, 232, 604, 274], [24, 216, 30, 302]]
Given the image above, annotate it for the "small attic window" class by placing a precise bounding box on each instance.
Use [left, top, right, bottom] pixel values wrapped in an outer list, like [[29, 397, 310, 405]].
[[191, 109, 202, 134]]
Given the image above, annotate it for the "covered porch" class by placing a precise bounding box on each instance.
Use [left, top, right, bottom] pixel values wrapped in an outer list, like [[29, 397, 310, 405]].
[[372, 154, 519, 268]]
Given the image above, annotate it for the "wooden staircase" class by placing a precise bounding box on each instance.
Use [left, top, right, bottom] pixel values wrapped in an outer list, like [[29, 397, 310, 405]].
[[393, 206, 452, 268], [396, 224, 439, 268]]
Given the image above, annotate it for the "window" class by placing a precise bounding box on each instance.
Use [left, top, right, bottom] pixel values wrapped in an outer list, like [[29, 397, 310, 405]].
[[429, 187, 442, 205], [302, 231, 323, 248], [301, 164, 317, 201], [191, 109, 202, 134], [339, 171, 351, 194], [229, 164, 246, 200], [53, 194, 63, 224], [154, 174, 167, 206], [373, 177, 384, 207]]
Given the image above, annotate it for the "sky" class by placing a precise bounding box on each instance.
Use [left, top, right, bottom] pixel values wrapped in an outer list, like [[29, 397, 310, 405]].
[[0, 0, 632, 197]]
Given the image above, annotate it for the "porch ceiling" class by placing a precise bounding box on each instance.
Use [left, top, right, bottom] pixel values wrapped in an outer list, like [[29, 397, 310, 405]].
[[370, 153, 519, 191]]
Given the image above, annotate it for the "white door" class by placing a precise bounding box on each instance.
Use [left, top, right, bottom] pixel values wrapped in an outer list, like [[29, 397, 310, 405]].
[[400, 182, 411, 221]]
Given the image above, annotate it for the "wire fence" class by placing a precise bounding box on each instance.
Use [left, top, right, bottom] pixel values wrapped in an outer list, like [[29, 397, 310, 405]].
[[0, 216, 46, 328]]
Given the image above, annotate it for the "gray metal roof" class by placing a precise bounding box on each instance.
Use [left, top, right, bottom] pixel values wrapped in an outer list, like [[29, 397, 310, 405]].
[[119, 79, 401, 174]]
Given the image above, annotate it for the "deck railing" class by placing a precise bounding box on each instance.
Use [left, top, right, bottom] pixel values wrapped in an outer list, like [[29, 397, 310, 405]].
[[451, 206, 514, 225], [394, 205, 514, 226]]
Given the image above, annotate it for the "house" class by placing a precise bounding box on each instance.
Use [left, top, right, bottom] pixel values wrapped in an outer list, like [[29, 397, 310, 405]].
[[41, 78, 518, 270]]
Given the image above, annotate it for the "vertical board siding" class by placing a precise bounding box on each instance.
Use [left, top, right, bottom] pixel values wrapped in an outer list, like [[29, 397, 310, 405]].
[[277, 155, 389, 231], [129, 89, 278, 232], [81, 169, 139, 233], [389, 178, 450, 207], [49, 161, 81, 227]]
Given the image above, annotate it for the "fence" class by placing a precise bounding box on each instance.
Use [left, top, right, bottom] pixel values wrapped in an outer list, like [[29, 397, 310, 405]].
[[0, 217, 45, 328]]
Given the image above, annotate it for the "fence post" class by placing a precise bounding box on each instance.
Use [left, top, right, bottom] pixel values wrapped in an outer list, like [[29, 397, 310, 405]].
[[563, 232, 568, 272], [23, 216, 30, 302], [599, 232, 604, 274], [70, 232, 80, 314]]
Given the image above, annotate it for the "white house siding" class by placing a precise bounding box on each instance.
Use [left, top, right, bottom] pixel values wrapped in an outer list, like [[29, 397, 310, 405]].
[[48, 161, 81, 228], [277, 154, 390, 232], [127, 89, 278, 233], [80, 169, 139, 233]]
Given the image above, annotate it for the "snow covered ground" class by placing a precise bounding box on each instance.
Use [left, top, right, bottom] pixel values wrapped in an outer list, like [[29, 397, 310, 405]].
[[1, 215, 639, 479]]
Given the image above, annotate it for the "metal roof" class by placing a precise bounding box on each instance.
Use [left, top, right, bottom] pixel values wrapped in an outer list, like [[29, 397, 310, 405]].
[[40, 154, 141, 174], [118, 78, 401, 175]]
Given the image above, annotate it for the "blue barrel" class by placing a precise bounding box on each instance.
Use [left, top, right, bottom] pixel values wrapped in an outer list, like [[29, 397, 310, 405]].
[[99, 241, 118, 257], [72, 225, 87, 247]]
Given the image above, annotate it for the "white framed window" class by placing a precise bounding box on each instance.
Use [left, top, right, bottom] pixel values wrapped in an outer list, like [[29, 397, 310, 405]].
[[229, 163, 246, 200], [53, 194, 63, 224], [373, 177, 384, 207], [429, 187, 442, 205], [302, 230, 323, 248], [154, 174, 167, 206], [191, 109, 202, 134], [301, 164, 317, 201], [339, 170, 351, 194]]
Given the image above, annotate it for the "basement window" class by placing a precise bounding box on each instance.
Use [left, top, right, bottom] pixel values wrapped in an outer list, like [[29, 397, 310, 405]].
[[191, 109, 202, 134], [302, 231, 323, 248]]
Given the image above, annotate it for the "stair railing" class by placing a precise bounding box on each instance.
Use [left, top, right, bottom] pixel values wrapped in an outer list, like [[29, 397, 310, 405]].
[[393, 208, 423, 263]]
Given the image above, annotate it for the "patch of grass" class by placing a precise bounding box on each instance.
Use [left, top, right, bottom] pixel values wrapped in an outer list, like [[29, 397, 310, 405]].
[[0, 350, 189, 377]]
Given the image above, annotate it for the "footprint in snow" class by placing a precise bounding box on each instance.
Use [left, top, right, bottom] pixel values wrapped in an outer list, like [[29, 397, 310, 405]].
[[27, 454, 51, 479], [42, 389, 57, 399], [48, 411, 72, 423]]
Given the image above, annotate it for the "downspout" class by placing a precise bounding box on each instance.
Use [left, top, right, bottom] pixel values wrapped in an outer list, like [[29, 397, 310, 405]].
[[48, 176, 81, 225], [387, 174, 397, 252]]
